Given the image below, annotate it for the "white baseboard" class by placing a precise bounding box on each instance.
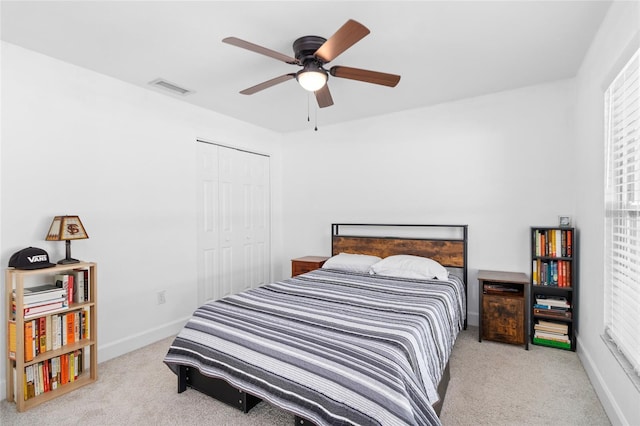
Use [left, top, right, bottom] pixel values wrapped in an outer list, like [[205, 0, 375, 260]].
[[98, 316, 190, 363], [577, 334, 625, 425], [467, 311, 479, 327]]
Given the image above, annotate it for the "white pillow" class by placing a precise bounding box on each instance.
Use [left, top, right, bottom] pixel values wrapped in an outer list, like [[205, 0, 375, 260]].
[[322, 253, 382, 273], [370, 254, 449, 280]]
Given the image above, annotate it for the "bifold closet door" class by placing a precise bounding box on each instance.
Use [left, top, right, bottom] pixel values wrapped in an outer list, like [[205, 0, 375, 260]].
[[197, 142, 270, 305]]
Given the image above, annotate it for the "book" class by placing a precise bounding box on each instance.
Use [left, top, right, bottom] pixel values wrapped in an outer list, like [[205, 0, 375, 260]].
[[24, 320, 34, 362], [534, 323, 569, 334], [73, 269, 86, 303], [37, 362, 44, 396], [45, 316, 52, 351], [533, 336, 571, 350], [534, 330, 570, 342], [535, 319, 569, 334], [84, 306, 90, 340], [51, 357, 58, 390], [533, 303, 568, 311], [61, 354, 68, 385], [69, 352, 75, 383], [38, 317, 46, 355], [22, 300, 67, 318], [43, 359, 49, 393], [8, 321, 16, 360], [55, 274, 74, 306], [534, 307, 572, 318], [52, 314, 62, 350], [83, 269, 90, 301], [19, 284, 67, 305], [74, 311, 80, 342], [25, 365, 34, 400], [66, 313, 75, 345], [535, 294, 569, 307]]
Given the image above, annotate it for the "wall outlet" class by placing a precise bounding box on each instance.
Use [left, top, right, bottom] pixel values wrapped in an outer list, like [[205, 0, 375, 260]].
[[157, 290, 166, 305]]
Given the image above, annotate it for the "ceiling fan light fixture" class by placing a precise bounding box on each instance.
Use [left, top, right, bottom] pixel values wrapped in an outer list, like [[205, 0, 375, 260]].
[[296, 64, 328, 92]]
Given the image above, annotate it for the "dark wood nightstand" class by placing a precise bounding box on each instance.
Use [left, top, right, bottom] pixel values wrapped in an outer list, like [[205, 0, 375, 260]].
[[478, 270, 529, 350], [291, 256, 330, 277]]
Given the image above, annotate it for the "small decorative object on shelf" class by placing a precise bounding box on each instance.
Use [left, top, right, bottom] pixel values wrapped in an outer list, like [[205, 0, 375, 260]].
[[530, 227, 577, 351], [291, 256, 329, 277], [8, 247, 55, 270], [45, 216, 89, 264], [558, 215, 572, 228], [5, 260, 98, 412]]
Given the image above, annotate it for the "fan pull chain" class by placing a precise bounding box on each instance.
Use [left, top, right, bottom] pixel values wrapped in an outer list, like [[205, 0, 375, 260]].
[[315, 104, 318, 131], [307, 93, 311, 122]]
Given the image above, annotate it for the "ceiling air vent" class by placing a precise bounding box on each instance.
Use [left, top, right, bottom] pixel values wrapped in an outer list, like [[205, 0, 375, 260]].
[[148, 78, 194, 96]]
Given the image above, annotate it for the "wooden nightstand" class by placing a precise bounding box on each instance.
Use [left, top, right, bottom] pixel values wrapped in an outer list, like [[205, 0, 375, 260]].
[[291, 256, 330, 277], [478, 270, 529, 350]]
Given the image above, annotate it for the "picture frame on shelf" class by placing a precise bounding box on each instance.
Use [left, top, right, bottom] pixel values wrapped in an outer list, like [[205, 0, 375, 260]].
[[559, 215, 572, 228]]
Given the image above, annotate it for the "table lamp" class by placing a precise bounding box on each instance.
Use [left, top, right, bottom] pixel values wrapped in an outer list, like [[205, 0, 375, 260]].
[[45, 215, 89, 264]]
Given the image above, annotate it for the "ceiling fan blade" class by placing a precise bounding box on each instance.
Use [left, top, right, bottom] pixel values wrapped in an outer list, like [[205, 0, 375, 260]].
[[314, 19, 370, 63], [223, 37, 299, 65], [329, 66, 401, 87], [240, 74, 296, 95], [315, 85, 334, 108]]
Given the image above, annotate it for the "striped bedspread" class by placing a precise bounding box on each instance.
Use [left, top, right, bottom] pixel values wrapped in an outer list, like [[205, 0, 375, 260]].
[[164, 268, 466, 426]]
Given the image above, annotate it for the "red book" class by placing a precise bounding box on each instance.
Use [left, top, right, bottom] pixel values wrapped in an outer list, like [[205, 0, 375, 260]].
[[43, 360, 49, 392], [67, 274, 74, 306]]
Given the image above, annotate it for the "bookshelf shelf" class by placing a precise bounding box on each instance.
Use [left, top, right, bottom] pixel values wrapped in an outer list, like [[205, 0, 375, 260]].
[[530, 227, 577, 351], [5, 261, 98, 412]]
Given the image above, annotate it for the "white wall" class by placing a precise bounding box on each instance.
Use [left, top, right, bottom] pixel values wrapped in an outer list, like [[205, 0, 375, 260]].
[[573, 1, 640, 425], [282, 78, 576, 325], [0, 42, 284, 398]]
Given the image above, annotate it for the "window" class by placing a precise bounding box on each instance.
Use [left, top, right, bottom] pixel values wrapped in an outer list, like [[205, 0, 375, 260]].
[[604, 47, 640, 384]]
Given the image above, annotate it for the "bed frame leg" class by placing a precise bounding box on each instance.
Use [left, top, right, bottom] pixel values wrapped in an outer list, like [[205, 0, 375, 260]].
[[178, 365, 188, 393]]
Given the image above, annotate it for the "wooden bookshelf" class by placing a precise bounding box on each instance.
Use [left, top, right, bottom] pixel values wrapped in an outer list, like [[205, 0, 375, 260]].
[[530, 227, 577, 351], [5, 262, 98, 411]]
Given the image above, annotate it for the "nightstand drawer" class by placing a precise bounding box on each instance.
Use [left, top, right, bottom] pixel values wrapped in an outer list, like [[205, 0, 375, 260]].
[[482, 295, 525, 344]]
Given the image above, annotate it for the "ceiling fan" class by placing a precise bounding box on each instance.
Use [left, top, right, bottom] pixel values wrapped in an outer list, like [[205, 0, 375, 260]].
[[222, 19, 401, 108]]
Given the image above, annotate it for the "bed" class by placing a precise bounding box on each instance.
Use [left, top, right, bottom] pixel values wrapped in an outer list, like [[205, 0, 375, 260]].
[[164, 224, 468, 426]]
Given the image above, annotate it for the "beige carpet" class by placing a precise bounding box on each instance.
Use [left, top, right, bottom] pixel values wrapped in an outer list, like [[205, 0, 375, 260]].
[[1, 327, 610, 425]]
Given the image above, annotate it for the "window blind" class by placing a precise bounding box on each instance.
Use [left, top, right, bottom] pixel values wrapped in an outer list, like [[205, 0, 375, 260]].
[[604, 47, 640, 378]]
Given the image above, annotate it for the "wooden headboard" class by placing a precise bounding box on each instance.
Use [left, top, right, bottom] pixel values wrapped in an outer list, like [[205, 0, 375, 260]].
[[332, 223, 468, 326]]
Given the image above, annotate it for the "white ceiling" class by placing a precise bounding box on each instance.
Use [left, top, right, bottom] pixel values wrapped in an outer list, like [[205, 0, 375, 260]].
[[1, 1, 612, 133]]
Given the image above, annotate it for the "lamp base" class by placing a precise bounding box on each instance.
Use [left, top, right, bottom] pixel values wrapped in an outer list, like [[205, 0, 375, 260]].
[[58, 240, 81, 264], [57, 257, 80, 264]]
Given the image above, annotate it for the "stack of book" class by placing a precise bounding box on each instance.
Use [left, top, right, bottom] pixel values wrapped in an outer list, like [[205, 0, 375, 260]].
[[532, 259, 572, 286], [18, 310, 90, 361], [12, 284, 68, 318], [533, 228, 573, 257], [533, 294, 571, 319], [533, 319, 570, 349], [24, 349, 84, 399]]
